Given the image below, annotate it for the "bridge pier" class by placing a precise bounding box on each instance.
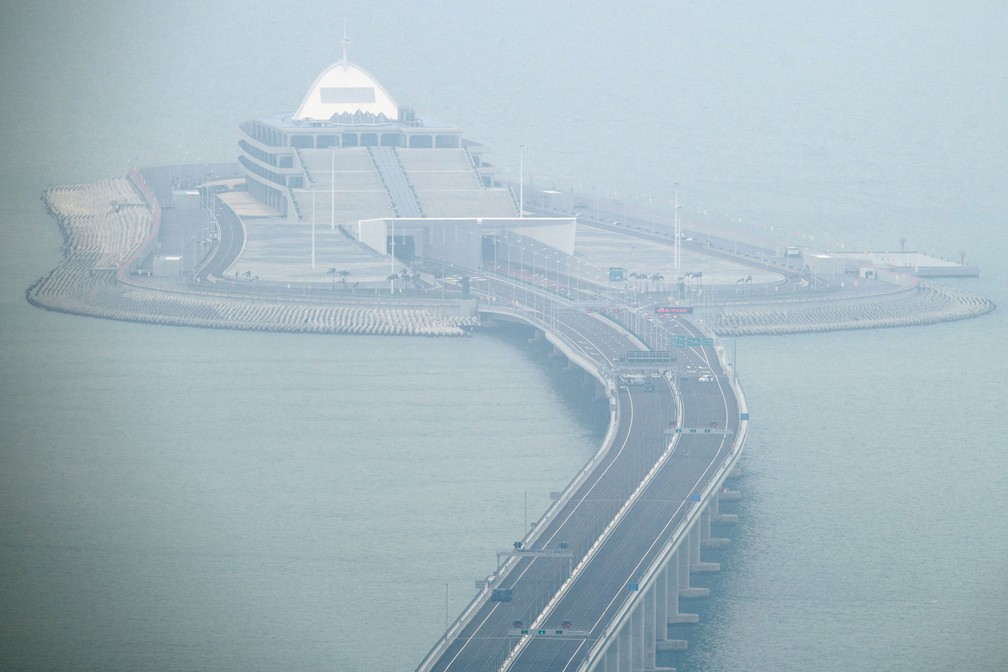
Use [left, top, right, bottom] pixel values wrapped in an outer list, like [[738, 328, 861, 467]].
[[673, 547, 704, 614], [643, 586, 657, 669], [676, 532, 709, 601], [592, 513, 739, 670], [631, 597, 645, 671], [720, 486, 742, 501], [655, 562, 669, 640], [595, 380, 609, 400], [709, 491, 741, 527], [700, 499, 731, 550], [618, 620, 632, 670], [690, 517, 720, 573]]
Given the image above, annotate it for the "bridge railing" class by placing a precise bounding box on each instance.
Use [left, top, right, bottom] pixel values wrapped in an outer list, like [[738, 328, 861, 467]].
[[416, 301, 621, 672], [498, 378, 685, 671], [575, 346, 748, 671]]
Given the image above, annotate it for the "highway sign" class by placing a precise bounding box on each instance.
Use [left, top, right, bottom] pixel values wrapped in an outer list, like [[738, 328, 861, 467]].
[[690, 494, 701, 502], [509, 627, 591, 637], [628, 581, 639, 591], [624, 350, 675, 365], [655, 305, 692, 314], [608, 267, 625, 281]]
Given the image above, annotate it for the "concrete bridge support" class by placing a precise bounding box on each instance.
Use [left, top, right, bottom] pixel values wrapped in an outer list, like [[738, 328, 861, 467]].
[[618, 620, 632, 670], [642, 587, 657, 670], [690, 513, 720, 573], [700, 497, 731, 550], [591, 498, 745, 671], [676, 535, 708, 601], [631, 598, 645, 671], [673, 545, 705, 613], [602, 637, 620, 671]]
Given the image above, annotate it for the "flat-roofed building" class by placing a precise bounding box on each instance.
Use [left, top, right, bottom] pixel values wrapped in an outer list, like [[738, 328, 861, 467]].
[[234, 36, 575, 277], [237, 36, 503, 220]]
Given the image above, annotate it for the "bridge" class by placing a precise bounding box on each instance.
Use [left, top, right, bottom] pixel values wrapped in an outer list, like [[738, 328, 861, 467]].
[[127, 165, 750, 670], [417, 273, 748, 671]]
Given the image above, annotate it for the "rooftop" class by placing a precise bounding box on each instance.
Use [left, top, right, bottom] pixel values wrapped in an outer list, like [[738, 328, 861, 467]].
[[293, 33, 398, 122]]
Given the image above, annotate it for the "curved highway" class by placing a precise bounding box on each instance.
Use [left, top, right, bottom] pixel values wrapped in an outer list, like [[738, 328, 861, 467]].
[[196, 189, 742, 671], [421, 301, 741, 672]]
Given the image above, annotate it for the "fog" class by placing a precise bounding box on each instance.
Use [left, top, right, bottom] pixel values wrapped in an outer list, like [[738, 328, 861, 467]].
[[1, 2, 1005, 671]]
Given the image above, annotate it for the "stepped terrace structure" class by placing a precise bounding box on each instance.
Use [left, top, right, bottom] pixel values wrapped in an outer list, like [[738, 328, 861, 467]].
[[236, 41, 514, 224], [233, 43, 576, 279]]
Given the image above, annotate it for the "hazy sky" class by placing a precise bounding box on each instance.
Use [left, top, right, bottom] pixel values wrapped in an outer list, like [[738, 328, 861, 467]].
[[1, 1, 1004, 251]]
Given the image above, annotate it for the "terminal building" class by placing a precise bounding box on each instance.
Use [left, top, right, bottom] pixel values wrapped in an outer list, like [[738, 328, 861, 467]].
[[234, 37, 574, 271]]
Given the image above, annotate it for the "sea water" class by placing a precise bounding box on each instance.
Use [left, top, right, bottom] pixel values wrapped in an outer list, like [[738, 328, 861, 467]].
[[2, 3, 1006, 670]]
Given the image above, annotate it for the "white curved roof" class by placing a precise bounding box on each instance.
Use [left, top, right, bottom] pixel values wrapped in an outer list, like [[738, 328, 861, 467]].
[[293, 61, 399, 121]]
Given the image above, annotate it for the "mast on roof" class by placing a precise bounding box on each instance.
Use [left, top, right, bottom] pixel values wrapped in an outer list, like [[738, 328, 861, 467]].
[[341, 26, 350, 70]]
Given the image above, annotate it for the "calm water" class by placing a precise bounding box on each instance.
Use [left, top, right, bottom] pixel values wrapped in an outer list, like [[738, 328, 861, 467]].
[[2, 3, 1006, 670]]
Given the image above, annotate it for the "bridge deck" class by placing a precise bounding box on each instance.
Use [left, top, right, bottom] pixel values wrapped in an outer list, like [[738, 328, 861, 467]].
[[422, 304, 742, 672]]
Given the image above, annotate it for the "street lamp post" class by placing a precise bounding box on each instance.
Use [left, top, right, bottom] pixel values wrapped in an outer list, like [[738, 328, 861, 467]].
[[311, 184, 316, 270], [673, 183, 681, 274], [390, 218, 396, 295], [519, 145, 524, 219], [330, 146, 335, 230]]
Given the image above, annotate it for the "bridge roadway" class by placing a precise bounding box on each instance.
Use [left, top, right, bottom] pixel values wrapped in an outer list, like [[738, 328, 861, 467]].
[[190, 189, 741, 669], [421, 305, 740, 672]]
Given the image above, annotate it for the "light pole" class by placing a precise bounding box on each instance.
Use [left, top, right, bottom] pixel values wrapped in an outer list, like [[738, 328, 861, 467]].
[[311, 184, 316, 270], [520, 244, 528, 306], [555, 252, 564, 298], [673, 183, 680, 274], [390, 218, 396, 295], [519, 145, 524, 219]]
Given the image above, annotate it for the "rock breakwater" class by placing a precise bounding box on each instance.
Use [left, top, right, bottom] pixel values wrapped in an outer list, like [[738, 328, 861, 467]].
[[28, 177, 477, 336], [707, 283, 995, 336]]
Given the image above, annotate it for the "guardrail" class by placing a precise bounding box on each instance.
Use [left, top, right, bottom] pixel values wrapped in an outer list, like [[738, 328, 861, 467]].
[[416, 301, 624, 672], [498, 378, 687, 671], [574, 347, 748, 671]]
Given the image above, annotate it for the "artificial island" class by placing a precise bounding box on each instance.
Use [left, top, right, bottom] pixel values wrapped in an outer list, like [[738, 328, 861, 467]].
[[27, 42, 995, 672]]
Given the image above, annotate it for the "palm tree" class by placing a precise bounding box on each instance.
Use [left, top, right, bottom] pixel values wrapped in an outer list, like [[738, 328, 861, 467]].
[[385, 273, 398, 294], [399, 267, 411, 292], [327, 267, 336, 291], [339, 269, 351, 288]]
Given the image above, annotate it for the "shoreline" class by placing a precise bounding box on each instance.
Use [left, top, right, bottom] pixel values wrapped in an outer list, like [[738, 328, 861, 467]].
[[27, 172, 996, 338]]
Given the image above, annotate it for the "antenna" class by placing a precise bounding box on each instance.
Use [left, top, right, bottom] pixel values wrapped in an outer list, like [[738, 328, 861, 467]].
[[674, 183, 680, 273], [341, 25, 350, 69]]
